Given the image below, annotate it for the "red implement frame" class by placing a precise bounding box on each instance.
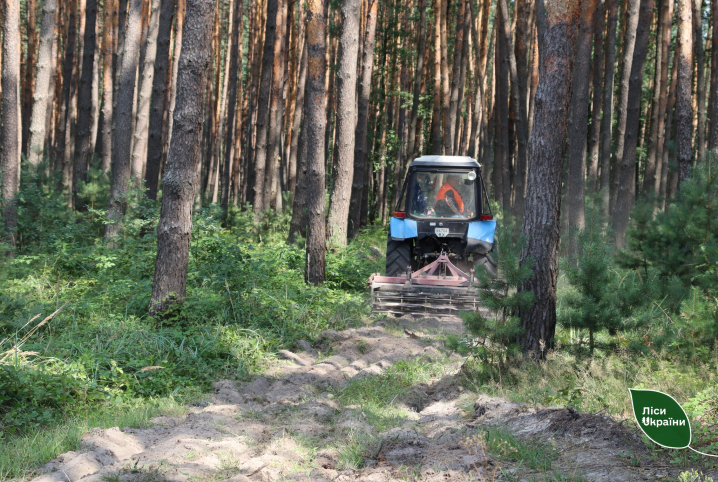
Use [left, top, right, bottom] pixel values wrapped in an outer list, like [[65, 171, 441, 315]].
[[370, 252, 475, 287]]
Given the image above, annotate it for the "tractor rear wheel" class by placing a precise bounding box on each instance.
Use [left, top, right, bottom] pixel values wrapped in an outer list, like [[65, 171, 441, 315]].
[[385, 238, 412, 276]]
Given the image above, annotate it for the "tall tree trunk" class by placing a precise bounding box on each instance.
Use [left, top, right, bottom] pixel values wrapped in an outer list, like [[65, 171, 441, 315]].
[[660, 44, 679, 206], [56, 0, 78, 196], [305, 0, 327, 285], [1, 0, 21, 250], [430, 0, 442, 155], [586, 0, 603, 191], [676, 0, 693, 185], [610, 0, 641, 215], [495, 12, 510, 209], [263, 0, 286, 211], [468, 0, 488, 160], [26, 0, 58, 168], [600, 0, 617, 214], [288, 104, 308, 243], [164, 0, 185, 174], [347, 0, 378, 238], [144, 0, 175, 200], [22, 0, 38, 157], [643, 0, 674, 198], [149, 0, 213, 317], [439, 0, 450, 154], [566, 0, 599, 257], [518, 0, 581, 357], [288, 28, 307, 194], [498, 0, 529, 215], [130, 0, 161, 184], [447, 0, 466, 155], [251, 0, 279, 213], [221, 0, 244, 216], [693, 0, 706, 160], [73, 0, 98, 209], [327, 0, 360, 246], [105, 0, 143, 239], [406, 0, 426, 161], [709, 0, 718, 149]]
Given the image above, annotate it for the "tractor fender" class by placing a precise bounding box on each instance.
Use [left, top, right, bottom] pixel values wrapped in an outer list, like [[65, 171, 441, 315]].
[[389, 217, 418, 241], [466, 219, 496, 254]]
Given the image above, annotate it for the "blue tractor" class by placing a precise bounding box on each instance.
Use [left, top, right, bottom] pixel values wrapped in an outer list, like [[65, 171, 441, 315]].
[[370, 155, 497, 316]]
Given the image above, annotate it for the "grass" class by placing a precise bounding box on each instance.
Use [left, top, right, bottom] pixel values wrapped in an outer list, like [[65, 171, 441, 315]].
[[338, 356, 456, 432], [0, 396, 186, 481]]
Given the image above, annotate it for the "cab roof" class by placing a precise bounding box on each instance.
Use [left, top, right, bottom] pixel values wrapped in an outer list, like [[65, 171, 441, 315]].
[[409, 155, 481, 168]]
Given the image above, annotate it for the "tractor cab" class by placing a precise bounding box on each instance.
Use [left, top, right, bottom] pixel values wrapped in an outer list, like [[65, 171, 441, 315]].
[[369, 156, 497, 316]]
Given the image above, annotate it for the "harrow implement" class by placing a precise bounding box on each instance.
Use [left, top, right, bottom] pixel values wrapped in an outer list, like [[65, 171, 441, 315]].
[[369, 252, 481, 316]]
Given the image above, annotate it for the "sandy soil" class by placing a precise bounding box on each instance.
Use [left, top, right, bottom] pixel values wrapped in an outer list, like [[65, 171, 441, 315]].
[[27, 316, 717, 482]]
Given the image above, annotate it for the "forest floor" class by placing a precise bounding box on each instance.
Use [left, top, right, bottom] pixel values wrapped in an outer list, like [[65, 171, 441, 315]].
[[26, 315, 715, 482]]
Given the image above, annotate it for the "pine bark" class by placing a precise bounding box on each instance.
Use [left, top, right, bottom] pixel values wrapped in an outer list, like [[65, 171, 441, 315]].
[[263, 0, 286, 211], [599, 0, 617, 214], [676, 0, 693, 185], [144, 0, 175, 200], [221, 0, 244, 215], [56, 0, 78, 196], [447, 0, 466, 155], [566, 0, 599, 257], [305, 0, 327, 284], [288, 27, 307, 195], [1, 0, 21, 249], [327, 0, 360, 246], [252, 0, 279, 213], [439, 0, 450, 155], [130, 0, 161, 183], [26, 0, 58, 167], [347, 0, 378, 238], [518, 0, 582, 357], [149, 0, 213, 316], [710, 0, 718, 149], [586, 1, 603, 191], [22, 0, 38, 157], [613, 0, 654, 247], [693, 0, 706, 160], [643, 0, 674, 198], [610, 0, 640, 214], [495, 11, 510, 209], [73, 0, 98, 208], [430, 0, 442, 155], [406, 0, 426, 161], [105, 0, 143, 239]]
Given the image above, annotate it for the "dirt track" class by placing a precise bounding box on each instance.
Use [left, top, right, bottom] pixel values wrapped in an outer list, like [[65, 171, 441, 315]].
[[28, 316, 716, 482]]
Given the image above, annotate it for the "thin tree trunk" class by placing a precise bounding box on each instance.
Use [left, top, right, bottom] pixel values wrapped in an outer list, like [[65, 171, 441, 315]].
[[447, 0, 466, 155], [694, 0, 706, 160], [430, 0, 442, 155], [164, 0, 185, 173], [406, 0, 426, 161], [326, 0, 360, 246], [439, 0, 450, 155], [221, 0, 244, 217], [709, 0, 718, 149], [22, 0, 38, 157], [644, 0, 674, 198], [599, 0, 617, 214], [56, 0, 78, 196], [263, 0, 286, 211], [1, 0, 21, 249], [347, 0, 378, 238], [144, 0, 174, 200], [676, 0, 693, 185], [73, 0, 98, 208], [587, 0, 604, 191], [288, 28, 307, 194], [129, 0, 161, 184], [149, 0, 213, 317], [496, 12, 510, 209], [610, 0, 641, 214], [305, 0, 327, 285], [288, 104, 308, 243], [566, 0, 599, 256], [519, 0, 581, 357], [105, 0, 143, 239], [661, 44, 679, 205], [26, 0, 58, 168], [251, 0, 279, 213]]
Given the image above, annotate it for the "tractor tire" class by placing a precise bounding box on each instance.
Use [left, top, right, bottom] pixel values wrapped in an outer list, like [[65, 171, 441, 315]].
[[385, 238, 412, 276]]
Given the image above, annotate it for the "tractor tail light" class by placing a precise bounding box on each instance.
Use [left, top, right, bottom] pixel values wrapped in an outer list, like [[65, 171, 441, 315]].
[[479, 214, 493, 221], [393, 211, 406, 218]]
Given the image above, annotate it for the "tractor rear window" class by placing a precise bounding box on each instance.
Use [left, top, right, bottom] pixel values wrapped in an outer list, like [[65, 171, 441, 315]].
[[410, 171, 476, 218]]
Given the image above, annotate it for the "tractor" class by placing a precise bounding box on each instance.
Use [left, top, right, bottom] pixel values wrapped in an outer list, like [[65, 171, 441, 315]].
[[369, 155, 496, 316]]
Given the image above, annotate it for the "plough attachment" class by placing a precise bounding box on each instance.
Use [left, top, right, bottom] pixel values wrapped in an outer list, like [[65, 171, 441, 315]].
[[369, 252, 480, 316]]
